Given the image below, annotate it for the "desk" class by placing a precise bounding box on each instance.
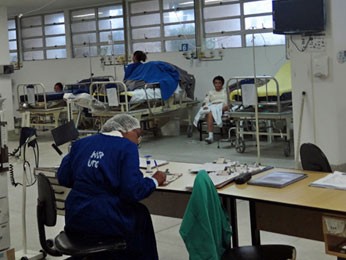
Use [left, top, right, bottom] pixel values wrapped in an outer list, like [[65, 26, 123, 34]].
[[144, 164, 346, 254], [218, 168, 346, 246], [36, 163, 346, 257]]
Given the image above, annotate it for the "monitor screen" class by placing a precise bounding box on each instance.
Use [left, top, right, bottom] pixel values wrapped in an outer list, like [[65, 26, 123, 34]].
[[272, 0, 326, 35]]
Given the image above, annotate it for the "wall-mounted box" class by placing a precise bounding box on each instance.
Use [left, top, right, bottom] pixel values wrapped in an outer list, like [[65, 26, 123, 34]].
[[323, 214, 346, 258], [0, 223, 10, 251], [0, 66, 14, 75]]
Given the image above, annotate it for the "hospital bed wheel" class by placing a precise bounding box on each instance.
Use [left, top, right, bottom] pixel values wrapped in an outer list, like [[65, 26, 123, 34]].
[[235, 138, 246, 153], [284, 141, 291, 157], [187, 125, 193, 137]]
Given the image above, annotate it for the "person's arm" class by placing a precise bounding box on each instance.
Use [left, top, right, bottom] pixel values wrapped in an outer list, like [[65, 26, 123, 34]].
[[203, 91, 211, 107], [118, 143, 163, 202], [57, 152, 74, 188]]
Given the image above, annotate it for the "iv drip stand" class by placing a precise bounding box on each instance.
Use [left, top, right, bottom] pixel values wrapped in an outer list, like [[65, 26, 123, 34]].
[[16, 138, 44, 260], [251, 29, 261, 164]]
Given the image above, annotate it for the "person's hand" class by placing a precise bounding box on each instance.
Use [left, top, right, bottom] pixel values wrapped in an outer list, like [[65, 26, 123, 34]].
[[152, 171, 166, 186]]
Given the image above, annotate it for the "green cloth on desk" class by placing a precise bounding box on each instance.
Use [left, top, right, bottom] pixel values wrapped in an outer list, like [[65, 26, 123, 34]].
[[179, 170, 232, 260]]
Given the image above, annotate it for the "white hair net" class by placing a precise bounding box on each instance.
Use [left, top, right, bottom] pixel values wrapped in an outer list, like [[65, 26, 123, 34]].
[[101, 114, 140, 133]]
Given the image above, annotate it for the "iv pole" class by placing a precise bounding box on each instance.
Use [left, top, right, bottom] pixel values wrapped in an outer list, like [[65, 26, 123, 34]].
[[16, 135, 44, 260], [251, 28, 261, 164]]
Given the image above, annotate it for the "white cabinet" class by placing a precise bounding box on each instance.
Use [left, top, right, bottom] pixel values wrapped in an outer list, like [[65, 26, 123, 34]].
[[0, 172, 9, 251]]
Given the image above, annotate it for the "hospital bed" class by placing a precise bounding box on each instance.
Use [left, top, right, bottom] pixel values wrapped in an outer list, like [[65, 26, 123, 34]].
[[225, 62, 293, 156], [17, 83, 67, 129], [64, 63, 198, 136], [86, 80, 198, 136]]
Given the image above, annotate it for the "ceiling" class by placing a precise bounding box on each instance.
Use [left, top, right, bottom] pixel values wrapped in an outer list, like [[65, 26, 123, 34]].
[[2, 0, 115, 18]]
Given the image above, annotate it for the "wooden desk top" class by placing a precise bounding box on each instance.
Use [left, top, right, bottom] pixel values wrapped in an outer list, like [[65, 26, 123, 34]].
[[156, 162, 346, 214]]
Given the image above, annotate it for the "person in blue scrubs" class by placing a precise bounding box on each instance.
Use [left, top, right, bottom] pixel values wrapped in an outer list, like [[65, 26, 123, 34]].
[[57, 114, 166, 259], [124, 50, 147, 80]]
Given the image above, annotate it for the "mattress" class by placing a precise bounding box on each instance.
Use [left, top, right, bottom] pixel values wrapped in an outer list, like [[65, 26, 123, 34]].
[[20, 92, 64, 103], [230, 62, 292, 102]]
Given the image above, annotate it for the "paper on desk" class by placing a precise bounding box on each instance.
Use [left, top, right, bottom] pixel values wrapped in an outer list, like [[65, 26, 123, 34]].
[[139, 158, 169, 169], [186, 171, 239, 190], [310, 171, 346, 190], [188, 163, 229, 173]]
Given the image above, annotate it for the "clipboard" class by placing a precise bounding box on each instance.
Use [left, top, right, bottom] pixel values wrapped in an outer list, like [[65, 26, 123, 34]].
[[248, 171, 307, 188]]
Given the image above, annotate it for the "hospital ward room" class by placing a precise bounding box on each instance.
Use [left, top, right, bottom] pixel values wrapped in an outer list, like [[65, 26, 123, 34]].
[[1, 0, 346, 259]]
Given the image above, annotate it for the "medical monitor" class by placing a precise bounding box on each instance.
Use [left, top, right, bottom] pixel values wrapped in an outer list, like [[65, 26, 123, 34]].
[[272, 0, 326, 35]]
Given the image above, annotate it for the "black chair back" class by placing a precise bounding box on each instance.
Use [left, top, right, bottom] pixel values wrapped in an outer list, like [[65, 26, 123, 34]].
[[37, 173, 127, 258], [37, 173, 63, 256], [300, 143, 332, 173]]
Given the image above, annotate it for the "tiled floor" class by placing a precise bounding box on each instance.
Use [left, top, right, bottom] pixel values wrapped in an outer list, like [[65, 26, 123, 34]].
[[6, 130, 335, 259]]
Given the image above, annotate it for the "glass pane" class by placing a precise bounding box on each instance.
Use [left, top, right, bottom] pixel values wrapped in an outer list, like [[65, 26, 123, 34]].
[[45, 13, 64, 24], [45, 24, 65, 35], [24, 51, 44, 61], [9, 41, 17, 51], [8, 19, 16, 29], [132, 27, 160, 40], [244, 0, 272, 15], [23, 38, 43, 49], [131, 14, 160, 27], [164, 23, 195, 36], [71, 9, 96, 21], [98, 18, 123, 30], [245, 15, 273, 30], [10, 52, 18, 62], [205, 35, 242, 48], [22, 27, 43, 37], [21, 16, 42, 27], [245, 32, 285, 46], [8, 30, 16, 40], [163, 0, 194, 9], [46, 36, 66, 47], [205, 19, 240, 33], [163, 10, 195, 23], [47, 49, 67, 59], [71, 21, 96, 33], [204, 0, 238, 6], [100, 31, 124, 42], [100, 44, 125, 55], [98, 5, 123, 17], [72, 33, 97, 45], [165, 39, 196, 52], [73, 46, 98, 57], [204, 4, 240, 19], [133, 42, 161, 53], [130, 0, 159, 14]]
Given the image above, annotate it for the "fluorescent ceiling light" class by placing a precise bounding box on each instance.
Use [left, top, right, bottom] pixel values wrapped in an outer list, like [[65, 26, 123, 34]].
[[73, 12, 103, 19]]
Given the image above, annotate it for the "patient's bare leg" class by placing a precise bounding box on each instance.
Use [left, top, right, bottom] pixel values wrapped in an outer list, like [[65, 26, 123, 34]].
[[205, 112, 214, 144]]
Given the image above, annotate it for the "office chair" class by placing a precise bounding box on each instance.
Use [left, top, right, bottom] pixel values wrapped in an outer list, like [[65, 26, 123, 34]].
[[180, 170, 296, 260], [36, 173, 126, 259], [300, 143, 332, 172]]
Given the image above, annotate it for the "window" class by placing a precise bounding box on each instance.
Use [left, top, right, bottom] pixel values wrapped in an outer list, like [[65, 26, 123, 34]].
[[203, 0, 285, 49], [70, 4, 125, 58], [8, 19, 17, 62], [129, 0, 196, 53], [21, 12, 66, 61]]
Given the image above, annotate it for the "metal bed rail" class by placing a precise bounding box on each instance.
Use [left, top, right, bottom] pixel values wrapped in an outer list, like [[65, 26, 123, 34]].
[[226, 76, 291, 113]]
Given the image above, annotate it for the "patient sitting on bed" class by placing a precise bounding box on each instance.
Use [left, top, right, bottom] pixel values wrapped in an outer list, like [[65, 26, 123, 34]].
[[124, 50, 147, 91], [193, 75, 229, 144]]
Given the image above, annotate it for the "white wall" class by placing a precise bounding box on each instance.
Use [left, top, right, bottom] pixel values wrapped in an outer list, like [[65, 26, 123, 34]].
[[11, 46, 286, 115], [290, 0, 346, 166], [0, 6, 14, 130]]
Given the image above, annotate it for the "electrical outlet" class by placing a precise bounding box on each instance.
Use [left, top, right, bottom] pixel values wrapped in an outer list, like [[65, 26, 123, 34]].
[[301, 36, 326, 51], [337, 50, 346, 64]]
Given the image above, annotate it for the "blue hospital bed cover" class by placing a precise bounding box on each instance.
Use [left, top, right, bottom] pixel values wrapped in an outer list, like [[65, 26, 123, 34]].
[[126, 61, 180, 100]]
